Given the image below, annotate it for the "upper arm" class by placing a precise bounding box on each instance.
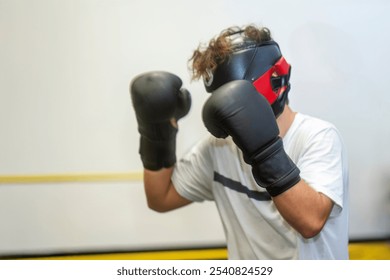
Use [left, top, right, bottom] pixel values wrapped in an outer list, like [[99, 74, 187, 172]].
[[144, 168, 192, 213], [273, 179, 334, 238], [144, 136, 215, 211], [276, 123, 347, 237], [296, 126, 346, 211], [161, 180, 193, 212]]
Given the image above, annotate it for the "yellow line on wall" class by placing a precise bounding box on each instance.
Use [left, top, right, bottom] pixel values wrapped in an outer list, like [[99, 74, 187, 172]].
[[0, 172, 143, 184]]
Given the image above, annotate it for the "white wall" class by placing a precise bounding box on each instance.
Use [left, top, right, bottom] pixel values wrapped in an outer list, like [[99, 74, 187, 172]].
[[0, 0, 389, 256]]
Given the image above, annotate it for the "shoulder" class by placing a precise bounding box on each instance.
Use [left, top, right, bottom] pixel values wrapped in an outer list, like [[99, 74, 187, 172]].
[[181, 134, 238, 164], [191, 134, 238, 153], [284, 113, 346, 162], [298, 113, 337, 133], [290, 113, 342, 143]]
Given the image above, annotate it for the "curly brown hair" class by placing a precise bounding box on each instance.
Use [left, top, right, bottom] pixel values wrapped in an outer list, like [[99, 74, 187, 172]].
[[189, 25, 272, 82]]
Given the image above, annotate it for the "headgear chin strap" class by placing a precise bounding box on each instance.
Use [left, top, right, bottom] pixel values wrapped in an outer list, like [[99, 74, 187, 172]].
[[203, 38, 291, 118]]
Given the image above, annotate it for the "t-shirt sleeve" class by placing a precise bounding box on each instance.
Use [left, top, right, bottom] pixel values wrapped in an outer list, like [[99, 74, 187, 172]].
[[296, 126, 346, 216], [171, 136, 215, 202]]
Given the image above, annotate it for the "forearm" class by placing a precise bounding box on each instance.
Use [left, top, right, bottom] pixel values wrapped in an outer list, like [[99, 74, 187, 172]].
[[272, 180, 333, 238]]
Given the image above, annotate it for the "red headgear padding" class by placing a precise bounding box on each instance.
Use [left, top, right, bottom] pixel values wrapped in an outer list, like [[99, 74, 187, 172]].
[[252, 56, 290, 105]]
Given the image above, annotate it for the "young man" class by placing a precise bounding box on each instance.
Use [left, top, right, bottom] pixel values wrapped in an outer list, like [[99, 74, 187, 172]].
[[130, 25, 349, 259]]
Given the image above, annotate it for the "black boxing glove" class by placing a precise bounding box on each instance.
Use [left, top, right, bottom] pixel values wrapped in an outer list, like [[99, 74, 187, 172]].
[[130, 71, 191, 170], [202, 80, 300, 196]]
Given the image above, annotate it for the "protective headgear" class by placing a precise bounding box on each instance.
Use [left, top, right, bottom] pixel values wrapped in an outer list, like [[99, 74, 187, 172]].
[[203, 31, 291, 118]]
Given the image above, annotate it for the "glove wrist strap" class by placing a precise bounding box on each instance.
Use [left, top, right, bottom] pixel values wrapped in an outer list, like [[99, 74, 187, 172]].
[[250, 138, 301, 196], [139, 135, 176, 171]]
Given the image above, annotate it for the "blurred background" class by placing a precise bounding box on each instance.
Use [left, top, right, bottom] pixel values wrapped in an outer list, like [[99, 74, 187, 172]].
[[0, 0, 389, 259]]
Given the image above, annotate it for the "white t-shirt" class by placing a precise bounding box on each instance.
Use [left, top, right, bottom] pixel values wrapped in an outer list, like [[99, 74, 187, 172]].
[[172, 113, 349, 259]]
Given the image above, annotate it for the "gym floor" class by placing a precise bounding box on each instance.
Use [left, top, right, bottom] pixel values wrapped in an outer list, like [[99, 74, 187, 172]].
[[3, 240, 389, 260]]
